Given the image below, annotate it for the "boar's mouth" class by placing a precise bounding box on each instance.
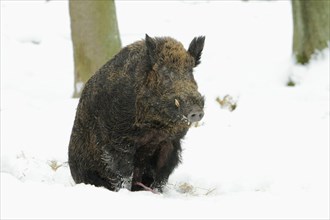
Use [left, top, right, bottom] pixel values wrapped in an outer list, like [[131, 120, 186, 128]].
[[135, 112, 191, 130], [135, 96, 204, 131]]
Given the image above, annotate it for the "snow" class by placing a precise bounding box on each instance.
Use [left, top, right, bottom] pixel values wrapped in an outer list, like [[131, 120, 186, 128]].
[[1, 0, 329, 219]]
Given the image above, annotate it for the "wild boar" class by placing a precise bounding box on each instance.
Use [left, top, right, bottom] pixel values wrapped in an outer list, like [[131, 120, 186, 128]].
[[68, 34, 205, 192]]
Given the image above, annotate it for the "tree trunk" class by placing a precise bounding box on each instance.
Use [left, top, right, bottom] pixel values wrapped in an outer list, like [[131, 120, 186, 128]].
[[69, 0, 121, 98], [292, 0, 330, 64]]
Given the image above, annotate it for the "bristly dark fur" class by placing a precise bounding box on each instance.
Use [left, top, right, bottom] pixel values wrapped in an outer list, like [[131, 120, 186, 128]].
[[68, 35, 205, 192]]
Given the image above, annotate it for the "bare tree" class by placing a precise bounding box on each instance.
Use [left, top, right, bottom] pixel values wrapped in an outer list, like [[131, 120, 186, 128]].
[[69, 0, 121, 97], [292, 0, 330, 64]]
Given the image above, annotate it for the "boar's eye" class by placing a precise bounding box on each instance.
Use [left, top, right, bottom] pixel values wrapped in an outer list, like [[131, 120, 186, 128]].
[[161, 67, 175, 83], [163, 71, 174, 83]]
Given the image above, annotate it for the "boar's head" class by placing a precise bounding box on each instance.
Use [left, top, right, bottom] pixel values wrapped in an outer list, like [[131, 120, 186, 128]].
[[135, 34, 205, 134]]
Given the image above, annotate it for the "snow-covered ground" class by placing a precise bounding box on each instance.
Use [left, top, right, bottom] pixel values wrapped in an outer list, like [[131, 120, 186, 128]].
[[1, 1, 329, 219]]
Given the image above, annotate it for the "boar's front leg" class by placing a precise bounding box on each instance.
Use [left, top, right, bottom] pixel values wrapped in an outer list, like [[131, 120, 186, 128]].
[[100, 145, 135, 191], [152, 139, 182, 192]]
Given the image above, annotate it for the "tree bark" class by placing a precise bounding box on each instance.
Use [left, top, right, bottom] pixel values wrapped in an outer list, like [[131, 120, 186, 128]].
[[69, 0, 121, 97], [292, 0, 330, 64]]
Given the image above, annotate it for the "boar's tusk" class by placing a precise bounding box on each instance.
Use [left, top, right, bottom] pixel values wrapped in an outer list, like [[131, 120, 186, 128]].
[[175, 99, 180, 108]]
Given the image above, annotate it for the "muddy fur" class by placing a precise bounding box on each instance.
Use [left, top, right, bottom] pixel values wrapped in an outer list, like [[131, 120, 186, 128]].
[[68, 35, 205, 192]]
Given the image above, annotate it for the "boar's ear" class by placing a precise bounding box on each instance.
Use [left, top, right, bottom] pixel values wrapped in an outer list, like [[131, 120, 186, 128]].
[[188, 36, 205, 67], [145, 34, 157, 65]]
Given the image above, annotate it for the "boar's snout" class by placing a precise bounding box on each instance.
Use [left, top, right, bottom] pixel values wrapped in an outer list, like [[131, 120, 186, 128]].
[[187, 105, 204, 122]]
